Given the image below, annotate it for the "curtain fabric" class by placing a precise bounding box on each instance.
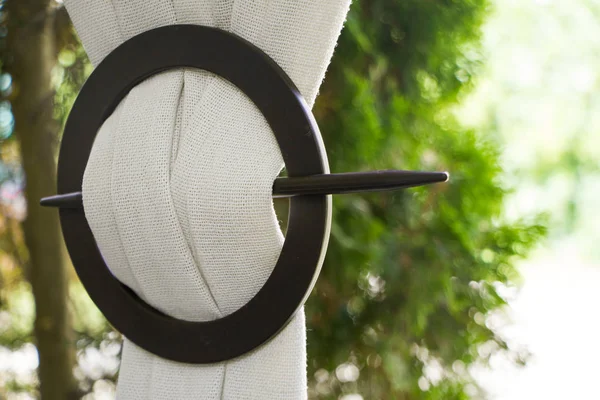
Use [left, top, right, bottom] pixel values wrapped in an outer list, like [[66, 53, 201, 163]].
[[63, 0, 350, 398]]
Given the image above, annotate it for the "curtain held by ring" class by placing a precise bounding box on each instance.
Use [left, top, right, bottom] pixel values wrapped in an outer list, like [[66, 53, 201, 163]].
[[63, 0, 350, 398]]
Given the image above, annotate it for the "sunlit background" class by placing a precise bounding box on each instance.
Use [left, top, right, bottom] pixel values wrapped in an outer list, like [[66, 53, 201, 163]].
[[0, 0, 598, 399], [462, 0, 600, 398]]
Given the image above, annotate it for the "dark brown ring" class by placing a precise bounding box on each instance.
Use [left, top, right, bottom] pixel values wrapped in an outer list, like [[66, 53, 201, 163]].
[[57, 25, 330, 363]]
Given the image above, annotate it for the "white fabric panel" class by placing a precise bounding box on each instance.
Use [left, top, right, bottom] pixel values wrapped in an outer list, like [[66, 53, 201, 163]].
[[64, 0, 350, 398]]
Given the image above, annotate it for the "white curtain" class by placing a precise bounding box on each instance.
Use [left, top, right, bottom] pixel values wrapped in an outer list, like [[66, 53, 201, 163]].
[[64, 1, 350, 398]]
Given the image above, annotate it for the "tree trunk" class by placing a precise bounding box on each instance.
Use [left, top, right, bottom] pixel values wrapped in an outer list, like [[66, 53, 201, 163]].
[[5, 1, 77, 398]]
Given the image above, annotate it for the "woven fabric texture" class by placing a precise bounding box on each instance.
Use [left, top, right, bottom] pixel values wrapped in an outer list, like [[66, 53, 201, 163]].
[[63, 0, 350, 398]]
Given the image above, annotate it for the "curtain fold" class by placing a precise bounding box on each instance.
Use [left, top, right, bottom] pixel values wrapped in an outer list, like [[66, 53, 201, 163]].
[[64, 1, 350, 398]]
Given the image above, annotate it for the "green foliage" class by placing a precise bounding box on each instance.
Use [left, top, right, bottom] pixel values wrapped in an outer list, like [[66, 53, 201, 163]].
[[305, 1, 545, 398]]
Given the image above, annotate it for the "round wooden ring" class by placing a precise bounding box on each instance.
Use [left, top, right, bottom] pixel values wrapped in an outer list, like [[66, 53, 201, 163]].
[[57, 25, 331, 363]]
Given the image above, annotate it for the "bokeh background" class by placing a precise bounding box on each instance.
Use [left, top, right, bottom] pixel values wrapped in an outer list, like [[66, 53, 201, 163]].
[[0, 0, 597, 399]]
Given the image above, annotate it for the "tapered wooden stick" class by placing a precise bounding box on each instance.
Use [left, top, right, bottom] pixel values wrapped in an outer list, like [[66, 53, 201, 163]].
[[40, 170, 449, 208]]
